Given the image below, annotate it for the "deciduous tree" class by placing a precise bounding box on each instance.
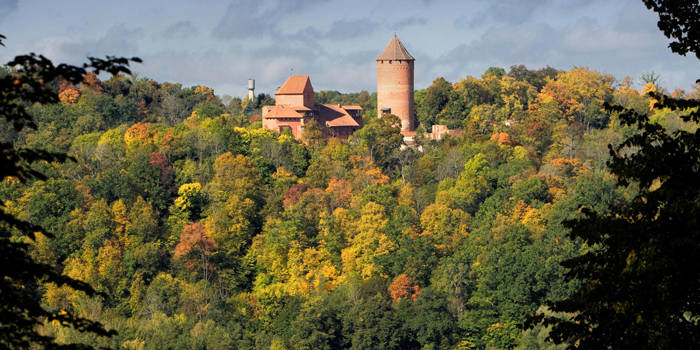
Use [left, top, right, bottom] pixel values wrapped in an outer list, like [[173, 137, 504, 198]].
[[0, 33, 139, 348]]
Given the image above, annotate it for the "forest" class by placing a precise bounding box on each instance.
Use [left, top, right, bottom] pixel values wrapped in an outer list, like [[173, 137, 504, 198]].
[[2, 56, 697, 350]]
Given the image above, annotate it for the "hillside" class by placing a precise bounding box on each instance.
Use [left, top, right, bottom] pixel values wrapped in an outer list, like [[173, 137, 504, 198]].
[[3, 65, 698, 349]]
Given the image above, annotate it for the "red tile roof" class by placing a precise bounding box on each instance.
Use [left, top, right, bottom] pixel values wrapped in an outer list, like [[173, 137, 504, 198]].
[[263, 105, 304, 119], [377, 36, 415, 61], [341, 105, 362, 110], [275, 75, 313, 95], [319, 104, 360, 127]]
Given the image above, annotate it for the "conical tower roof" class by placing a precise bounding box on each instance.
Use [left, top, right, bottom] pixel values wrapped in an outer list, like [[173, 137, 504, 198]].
[[376, 35, 414, 61]]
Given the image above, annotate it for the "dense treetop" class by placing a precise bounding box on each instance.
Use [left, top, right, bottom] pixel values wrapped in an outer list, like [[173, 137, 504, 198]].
[[2, 60, 698, 348]]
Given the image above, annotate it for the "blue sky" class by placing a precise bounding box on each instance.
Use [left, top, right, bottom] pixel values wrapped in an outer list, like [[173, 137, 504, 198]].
[[1, 0, 697, 98]]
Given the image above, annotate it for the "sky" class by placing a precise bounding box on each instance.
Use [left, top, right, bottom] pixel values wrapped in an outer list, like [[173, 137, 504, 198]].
[[1, 0, 698, 98]]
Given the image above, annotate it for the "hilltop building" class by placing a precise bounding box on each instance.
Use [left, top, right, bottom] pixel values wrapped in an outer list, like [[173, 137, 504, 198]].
[[261, 36, 419, 142], [261, 75, 362, 140], [377, 35, 415, 136], [429, 124, 464, 140]]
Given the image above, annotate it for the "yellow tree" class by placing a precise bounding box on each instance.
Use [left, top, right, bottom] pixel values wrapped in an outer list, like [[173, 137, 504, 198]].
[[285, 245, 340, 295], [173, 182, 205, 220], [123, 122, 153, 148], [111, 199, 128, 238], [499, 75, 537, 121], [95, 239, 124, 293], [540, 67, 614, 131], [341, 201, 396, 280], [209, 152, 259, 202], [420, 195, 471, 254]]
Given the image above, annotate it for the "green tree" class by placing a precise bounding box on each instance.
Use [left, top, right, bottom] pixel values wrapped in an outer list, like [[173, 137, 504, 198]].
[[440, 76, 492, 129], [527, 4, 700, 346], [448, 153, 492, 213], [0, 34, 139, 348], [342, 293, 409, 349], [352, 113, 403, 173], [416, 77, 452, 129], [508, 65, 561, 91], [397, 287, 458, 348], [287, 295, 343, 350], [530, 93, 700, 348]]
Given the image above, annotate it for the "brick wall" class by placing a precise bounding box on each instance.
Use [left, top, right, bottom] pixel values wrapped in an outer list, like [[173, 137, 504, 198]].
[[377, 59, 414, 133]]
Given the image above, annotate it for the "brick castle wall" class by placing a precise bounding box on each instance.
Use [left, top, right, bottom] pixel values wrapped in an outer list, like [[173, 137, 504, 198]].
[[275, 92, 314, 107], [377, 60, 414, 133]]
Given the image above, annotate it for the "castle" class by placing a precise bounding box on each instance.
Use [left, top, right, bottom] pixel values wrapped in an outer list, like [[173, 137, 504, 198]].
[[261, 75, 363, 140], [376, 35, 415, 136], [262, 36, 416, 140]]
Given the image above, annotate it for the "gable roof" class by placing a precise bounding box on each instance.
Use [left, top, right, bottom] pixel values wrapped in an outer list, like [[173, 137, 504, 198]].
[[275, 75, 314, 95], [319, 104, 360, 127], [377, 36, 415, 61]]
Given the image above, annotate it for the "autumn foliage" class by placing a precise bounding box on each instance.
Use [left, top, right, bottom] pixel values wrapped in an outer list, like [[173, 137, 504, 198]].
[[174, 222, 217, 270], [124, 122, 152, 145], [388, 274, 420, 302], [58, 87, 79, 104], [82, 72, 104, 92], [283, 183, 310, 208], [8, 48, 699, 349], [490, 132, 513, 146]]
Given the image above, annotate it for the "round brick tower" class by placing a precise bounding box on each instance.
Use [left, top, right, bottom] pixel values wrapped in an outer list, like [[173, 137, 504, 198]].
[[377, 35, 415, 134]]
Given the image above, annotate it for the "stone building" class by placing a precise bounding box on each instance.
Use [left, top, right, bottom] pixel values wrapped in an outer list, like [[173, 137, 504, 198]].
[[429, 124, 464, 140], [377, 35, 415, 136], [261, 75, 362, 140]]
